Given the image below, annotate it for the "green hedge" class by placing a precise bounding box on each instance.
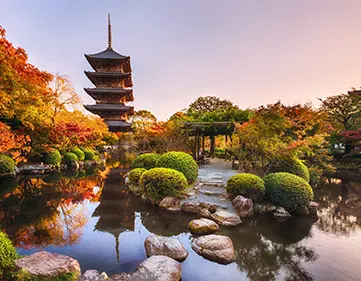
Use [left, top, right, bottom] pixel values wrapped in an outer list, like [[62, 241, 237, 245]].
[[140, 168, 188, 202], [128, 168, 147, 185], [272, 158, 310, 182], [81, 148, 95, 161], [264, 172, 313, 212], [42, 148, 61, 165], [131, 153, 161, 170], [71, 148, 85, 161], [0, 154, 15, 174], [0, 232, 18, 278], [63, 152, 78, 166], [226, 173, 265, 201], [156, 151, 198, 183]]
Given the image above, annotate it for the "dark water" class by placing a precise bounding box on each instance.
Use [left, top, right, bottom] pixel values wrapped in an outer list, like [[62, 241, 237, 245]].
[[1, 168, 361, 281]]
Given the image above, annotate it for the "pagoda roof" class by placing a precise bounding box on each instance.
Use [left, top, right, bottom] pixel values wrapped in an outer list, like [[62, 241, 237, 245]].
[[84, 104, 133, 113], [84, 87, 132, 95], [85, 71, 132, 87], [106, 120, 132, 128], [85, 48, 129, 60]]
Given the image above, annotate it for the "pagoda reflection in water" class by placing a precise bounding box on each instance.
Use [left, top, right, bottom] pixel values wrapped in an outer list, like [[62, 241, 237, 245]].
[[93, 168, 134, 262]]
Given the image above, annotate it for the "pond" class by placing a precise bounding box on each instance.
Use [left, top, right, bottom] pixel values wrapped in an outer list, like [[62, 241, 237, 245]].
[[0, 165, 361, 281]]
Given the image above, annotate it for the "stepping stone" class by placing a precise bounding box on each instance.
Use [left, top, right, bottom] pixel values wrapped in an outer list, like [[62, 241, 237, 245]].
[[191, 235, 235, 264], [159, 197, 181, 212], [211, 210, 242, 226], [144, 236, 188, 261], [188, 218, 219, 235], [130, 255, 182, 281]]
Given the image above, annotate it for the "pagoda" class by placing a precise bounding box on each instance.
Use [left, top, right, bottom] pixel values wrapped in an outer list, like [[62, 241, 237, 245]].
[[84, 14, 134, 132]]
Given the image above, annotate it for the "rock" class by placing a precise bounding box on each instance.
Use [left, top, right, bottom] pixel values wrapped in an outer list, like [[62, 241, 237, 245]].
[[108, 273, 130, 281], [188, 218, 219, 235], [79, 270, 109, 281], [308, 201, 319, 215], [191, 235, 235, 264], [199, 208, 212, 218], [211, 210, 242, 226], [15, 251, 81, 279], [141, 194, 156, 205], [232, 195, 253, 218], [18, 164, 53, 174], [144, 236, 188, 261], [180, 202, 201, 213], [130, 255, 181, 281], [273, 207, 292, 220], [70, 161, 80, 171], [159, 197, 181, 212], [253, 203, 277, 215]]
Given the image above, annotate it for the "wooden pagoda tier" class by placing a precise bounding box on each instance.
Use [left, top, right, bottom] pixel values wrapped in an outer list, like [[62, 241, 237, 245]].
[[83, 14, 134, 132], [84, 88, 134, 103]]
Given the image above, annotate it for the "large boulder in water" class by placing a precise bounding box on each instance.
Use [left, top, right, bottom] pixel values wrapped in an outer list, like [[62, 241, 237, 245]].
[[188, 218, 219, 235], [232, 195, 253, 218], [144, 236, 188, 261], [130, 255, 182, 281], [191, 234, 235, 264], [15, 251, 80, 279], [159, 197, 181, 211]]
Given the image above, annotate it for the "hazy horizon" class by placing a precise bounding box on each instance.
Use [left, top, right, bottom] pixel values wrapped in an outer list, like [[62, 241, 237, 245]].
[[1, 0, 361, 120]]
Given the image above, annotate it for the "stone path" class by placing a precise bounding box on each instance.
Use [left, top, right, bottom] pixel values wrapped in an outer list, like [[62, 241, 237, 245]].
[[180, 159, 239, 220]]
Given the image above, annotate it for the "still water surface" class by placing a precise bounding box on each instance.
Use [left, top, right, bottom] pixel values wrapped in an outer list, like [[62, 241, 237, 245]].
[[0, 167, 360, 281]]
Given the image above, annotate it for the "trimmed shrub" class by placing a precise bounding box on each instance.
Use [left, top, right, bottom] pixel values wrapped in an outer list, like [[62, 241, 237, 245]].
[[264, 172, 313, 212], [63, 152, 78, 166], [226, 173, 265, 201], [131, 153, 161, 170], [140, 168, 188, 202], [81, 148, 95, 161], [71, 148, 85, 161], [156, 151, 198, 183], [0, 154, 15, 174], [272, 158, 310, 182], [128, 168, 147, 185], [0, 232, 18, 277], [42, 148, 61, 165]]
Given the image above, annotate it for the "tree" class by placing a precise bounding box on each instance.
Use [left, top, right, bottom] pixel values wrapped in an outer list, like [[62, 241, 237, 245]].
[[187, 96, 234, 117], [320, 91, 361, 154]]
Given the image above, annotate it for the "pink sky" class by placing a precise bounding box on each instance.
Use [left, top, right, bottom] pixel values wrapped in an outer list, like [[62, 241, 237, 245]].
[[1, 0, 361, 120]]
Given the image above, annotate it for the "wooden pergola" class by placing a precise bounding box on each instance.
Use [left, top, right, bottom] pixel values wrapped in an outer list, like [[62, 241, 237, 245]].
[[181, 121, 235, 162]]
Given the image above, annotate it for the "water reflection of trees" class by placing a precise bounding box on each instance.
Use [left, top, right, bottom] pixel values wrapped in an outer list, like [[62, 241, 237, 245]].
[[230, 218, 317, 281], [0, 170, 104, 249], [315, 179, 361, 235]]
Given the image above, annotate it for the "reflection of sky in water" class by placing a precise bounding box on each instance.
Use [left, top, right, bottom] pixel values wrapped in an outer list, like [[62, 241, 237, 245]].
[[3, 171, 361, 281]]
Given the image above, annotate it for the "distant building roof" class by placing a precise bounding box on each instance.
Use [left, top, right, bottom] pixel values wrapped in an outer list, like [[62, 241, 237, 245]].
[[85, 48, 130, 60], [84, 104, 133, 113]]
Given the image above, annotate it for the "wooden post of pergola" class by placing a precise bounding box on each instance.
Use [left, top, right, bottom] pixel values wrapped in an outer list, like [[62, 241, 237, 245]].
[[181, 121, 236, 163]]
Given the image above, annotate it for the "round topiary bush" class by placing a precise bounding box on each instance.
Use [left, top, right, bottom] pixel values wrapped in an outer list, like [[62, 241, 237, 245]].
[[264, 172, 313, 212], [156, 151, 198, 183], [0, 232, 18, 277], [42, 148, 61, 165], [63, 152, 78, 166], [128, 168, 147, 185], [140, 168, 188, 202], [131, 153, 161, 170], [272, 158, 310, 182], [0, 154, 15, 174], [81, 148, 95, 161], [71, 147, 85, 161], [226, 173, 265, 201]]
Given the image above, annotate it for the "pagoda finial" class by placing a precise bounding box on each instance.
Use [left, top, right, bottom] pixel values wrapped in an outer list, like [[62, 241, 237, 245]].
[[108, 14, 112, 49]]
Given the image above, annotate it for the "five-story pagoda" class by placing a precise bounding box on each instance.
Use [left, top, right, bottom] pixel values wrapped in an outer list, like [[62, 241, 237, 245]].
[[84, 14, 134, 132]]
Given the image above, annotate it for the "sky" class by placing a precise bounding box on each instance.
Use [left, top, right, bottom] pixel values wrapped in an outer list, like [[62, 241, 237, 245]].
[[1, 0, 361, 120]]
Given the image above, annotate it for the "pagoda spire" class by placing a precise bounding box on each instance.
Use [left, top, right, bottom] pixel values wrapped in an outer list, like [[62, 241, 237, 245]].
[[108, 14, 112, 49]]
